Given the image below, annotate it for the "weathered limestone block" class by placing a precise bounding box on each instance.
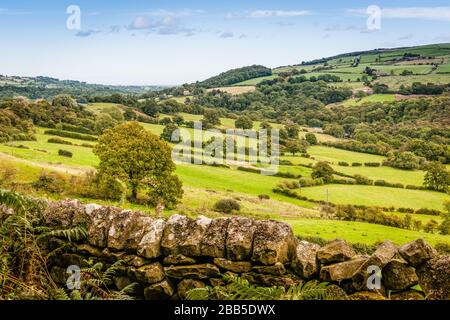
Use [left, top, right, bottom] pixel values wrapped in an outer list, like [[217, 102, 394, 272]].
[[130, 262, 165, 284], [352, 240, 398, 291], [252, 262, 286, 276], [144, 280, 174, 300], [241, 272, 300, 288], [108, 210, 151, 252], [177, 279, 206, 300], [87, 206, 120, 247], [50, 266, 67, 285], [55, 253, 86, 268], [390, 290, 425, 300], [163, 254, 198, 266], [137, 219, 165, 259], [161, 215, 211, 257], [164, 264, 220, 280], [399, 239, 437, 267], [382, 259, 418, 290], [43, 199, 85, 229], [76, 244, 103, 257], [320, 256, 368, 282], [114, 276, 133, 291], [317, 239, 355, 265], [200, 218, 230, 258], [226, 217, 257, 261], [252, 220, 295, 266], [291, 240, 321, 279], [213, 258, 252, 273], [0, 205, 14, 224], [350, 291, 387, 300], [123, 255, 151, 268], [416, 255, 450, 300]]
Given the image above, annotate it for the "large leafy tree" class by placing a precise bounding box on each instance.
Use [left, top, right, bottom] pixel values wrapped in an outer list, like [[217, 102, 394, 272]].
[[94, 122, 183, 215], [235, 115, 253, 130], [424, 162, 449, 193], [311, 162, 334, 183]]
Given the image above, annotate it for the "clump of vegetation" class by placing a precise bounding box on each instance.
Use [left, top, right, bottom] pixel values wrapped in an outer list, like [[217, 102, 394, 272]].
[[213, 198, 241, 214], [45, 130, 97, 142], [235, 115, 253, 130], [58, 149, 73, 158], [48, 137, 73, 145], [187, 275, 346, 300], [311, 162, 334, 183], [32, 171, 67, 194]]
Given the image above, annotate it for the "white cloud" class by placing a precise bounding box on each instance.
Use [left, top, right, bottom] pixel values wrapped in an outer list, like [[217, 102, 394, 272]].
[[220, 31, 234, 38], [249, 10, 311, 18], [347, 7, 450, 21], [143, 9, 205, 17], [127, 15, 196, 36]]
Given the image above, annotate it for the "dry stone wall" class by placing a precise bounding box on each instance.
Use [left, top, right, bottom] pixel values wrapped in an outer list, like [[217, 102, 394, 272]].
[[37, 200, 450, 300]]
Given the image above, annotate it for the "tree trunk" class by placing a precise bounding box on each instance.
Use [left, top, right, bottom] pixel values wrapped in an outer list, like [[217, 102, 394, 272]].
[[130, 188, 138, 202], [156, 201, 165, 218]]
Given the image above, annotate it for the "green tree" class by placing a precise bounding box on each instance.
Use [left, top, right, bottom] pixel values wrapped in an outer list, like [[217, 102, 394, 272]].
[[94, 122, 183, 216], [160, 123, 180, 142], [285, 139, 308, 155], [203, 109, 221, 129], [323, 124, 345, 138], [423, 219, 439, 234], [423, 162, 450, 193], [141, 100, 160, 117], [235, 115, 253, 130], [305, 133, 318, 145], [173, 114, 185, 126], [285, 123, 300, 139], [311, 162, 334, 183], [384, 151, 420, 170]]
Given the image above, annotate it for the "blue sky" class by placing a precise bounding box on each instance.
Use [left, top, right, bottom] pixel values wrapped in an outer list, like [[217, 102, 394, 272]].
[[1, 0, 450, 85]]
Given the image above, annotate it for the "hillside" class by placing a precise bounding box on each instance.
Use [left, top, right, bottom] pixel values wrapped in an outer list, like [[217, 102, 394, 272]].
[[197, 65, 272, 88], [0, 74, 164, 100], [232, 43, 450, 90]]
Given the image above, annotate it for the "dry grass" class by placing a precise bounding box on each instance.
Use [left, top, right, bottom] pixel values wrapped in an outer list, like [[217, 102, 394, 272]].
[[207, 86, 256, 95]]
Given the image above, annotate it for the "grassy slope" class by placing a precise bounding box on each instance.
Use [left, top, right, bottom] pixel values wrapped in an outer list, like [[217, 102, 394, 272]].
[[300, 184, 449, 210], [285, 218, 449, 245]]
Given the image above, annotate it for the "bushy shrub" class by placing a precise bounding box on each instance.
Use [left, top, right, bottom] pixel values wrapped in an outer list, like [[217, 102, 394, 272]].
[[44, 129, 97, 141], [351, 162, 362, 167], [374, 180, 404, 188], [0, 163, 17, 187], [398, 207, 414, 213], [277, 180, 300, 190], [364, 162, 381, 167], [258, 194, 270, 200], [58, 149, 73, 158], [68, 172, 123, 201], [32, 171, 67, 194], [353, 174, 373, 185], [48, 137, 73, 145], [299, 177, 324, 187], [332, 178, 355, 185], [374, 180, 387, 187], [213, 198, 241, 214], [338, 161, 349, 166], [414, 208, 441, 216]]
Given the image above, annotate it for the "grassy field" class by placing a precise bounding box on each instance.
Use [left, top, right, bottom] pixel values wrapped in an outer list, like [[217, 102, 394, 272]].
[[339, 94, 396, 107], [300, 184, 449, 210], [0, 128, 98, 168], [307, 146, 385, 164], [285, 218, 449, 245]]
